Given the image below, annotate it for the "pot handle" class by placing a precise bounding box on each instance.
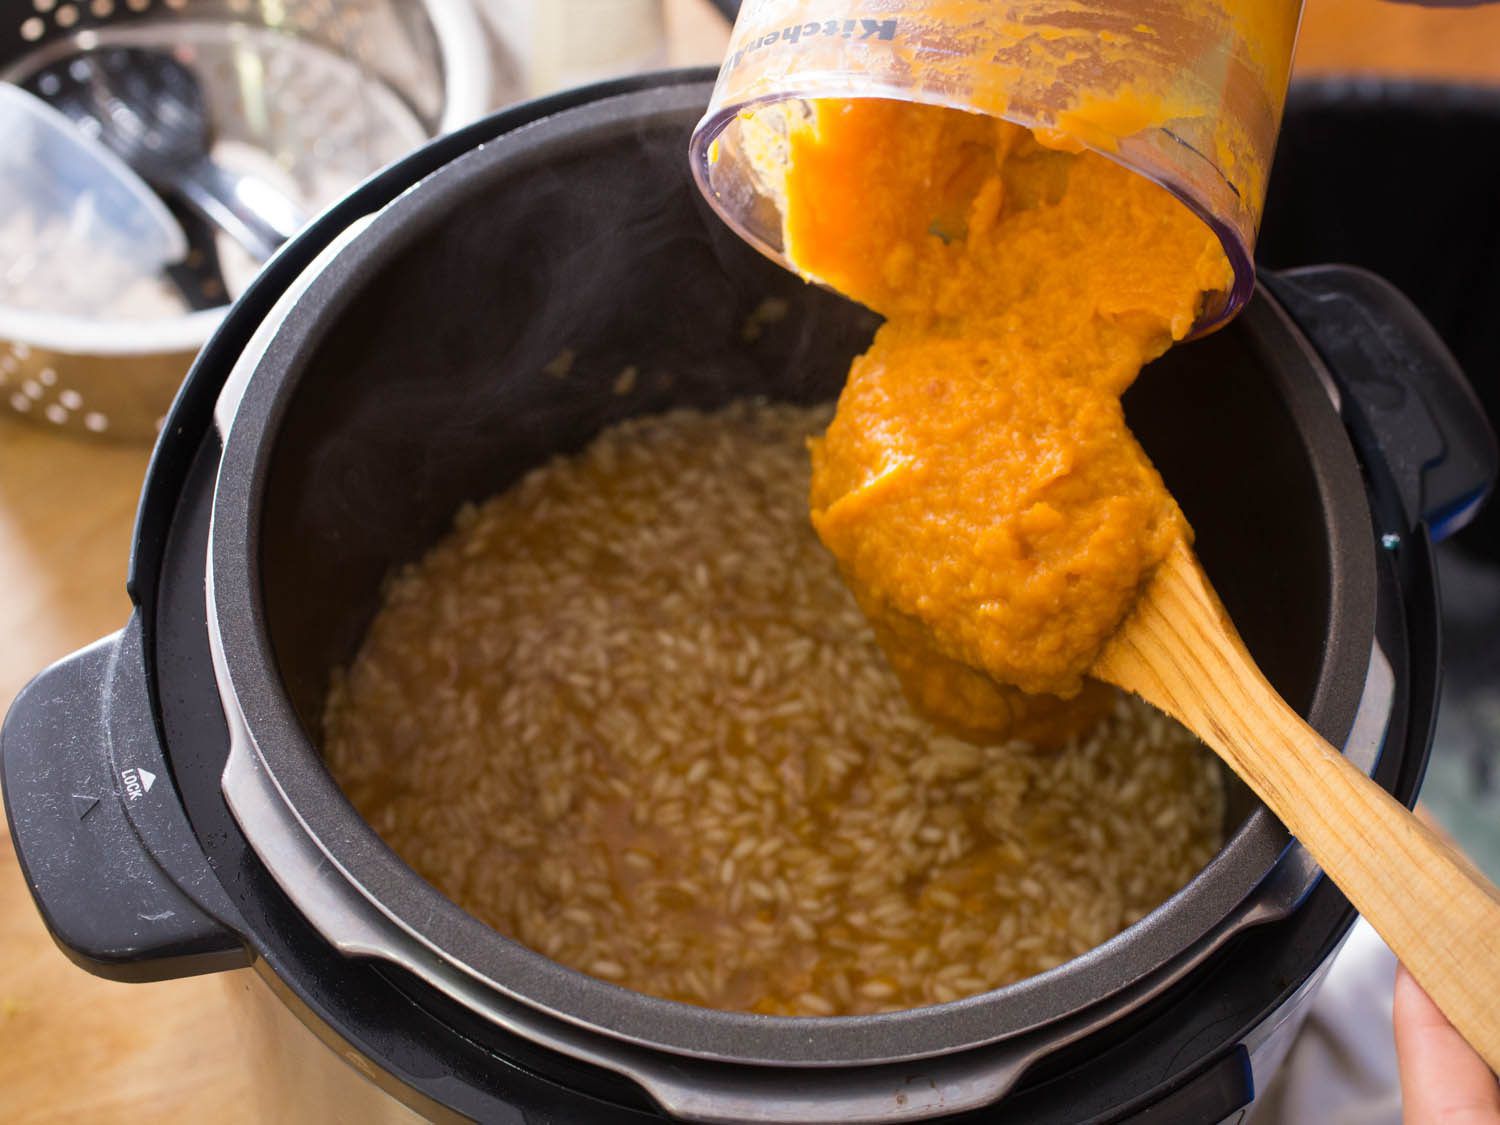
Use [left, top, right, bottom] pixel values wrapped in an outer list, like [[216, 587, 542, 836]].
[[1263, 265, 1498, 541], [1, 615, 249, 982]]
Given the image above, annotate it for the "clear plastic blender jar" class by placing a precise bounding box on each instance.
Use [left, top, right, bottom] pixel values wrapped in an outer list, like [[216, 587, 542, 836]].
[[689, 1, 1303, 331]]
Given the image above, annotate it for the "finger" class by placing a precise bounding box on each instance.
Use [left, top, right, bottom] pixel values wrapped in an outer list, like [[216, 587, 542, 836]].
[[1394, 964, 1500, 1125]]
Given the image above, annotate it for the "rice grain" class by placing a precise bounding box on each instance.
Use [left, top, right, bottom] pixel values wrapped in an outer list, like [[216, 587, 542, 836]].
[[324, 401, 1224, 1017]]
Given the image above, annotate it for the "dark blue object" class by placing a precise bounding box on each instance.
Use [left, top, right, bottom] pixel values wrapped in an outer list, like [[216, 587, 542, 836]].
[[1264, 265, 1497, 542], [1261, 78, 1500, 557]]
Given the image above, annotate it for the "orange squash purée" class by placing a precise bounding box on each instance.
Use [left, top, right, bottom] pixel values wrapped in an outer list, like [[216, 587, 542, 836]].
[[782, 99, 1232, 743]]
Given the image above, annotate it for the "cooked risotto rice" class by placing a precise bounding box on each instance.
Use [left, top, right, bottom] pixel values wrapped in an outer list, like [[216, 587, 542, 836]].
[[323, 400, 1224, 1016]]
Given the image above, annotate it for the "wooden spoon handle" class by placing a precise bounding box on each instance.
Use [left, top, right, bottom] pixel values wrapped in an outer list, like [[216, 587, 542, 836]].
[[1094, 539, 1500, 1073]]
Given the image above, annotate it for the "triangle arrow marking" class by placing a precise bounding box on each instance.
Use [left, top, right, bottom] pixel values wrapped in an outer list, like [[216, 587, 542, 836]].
[[138, 768, 157, 794]]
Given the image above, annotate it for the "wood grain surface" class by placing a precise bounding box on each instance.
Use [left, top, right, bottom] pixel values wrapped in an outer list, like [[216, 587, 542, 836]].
[[1094, 538, 1500, 1074], [2, 1, 1497, 1121]]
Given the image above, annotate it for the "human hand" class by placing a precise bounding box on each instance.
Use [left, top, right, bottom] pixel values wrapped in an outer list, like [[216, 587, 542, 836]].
[[1394, 963, 1500, 1124]]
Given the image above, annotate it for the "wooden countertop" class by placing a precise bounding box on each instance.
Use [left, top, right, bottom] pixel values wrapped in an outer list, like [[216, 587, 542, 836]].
[[3, 1, 1497, 1121]]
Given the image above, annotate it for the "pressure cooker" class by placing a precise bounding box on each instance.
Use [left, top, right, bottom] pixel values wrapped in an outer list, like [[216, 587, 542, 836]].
[[3, 72, 1495, 1124]]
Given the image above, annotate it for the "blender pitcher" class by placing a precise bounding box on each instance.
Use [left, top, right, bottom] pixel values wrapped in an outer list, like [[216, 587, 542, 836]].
[[689, 1, 1304, 331]]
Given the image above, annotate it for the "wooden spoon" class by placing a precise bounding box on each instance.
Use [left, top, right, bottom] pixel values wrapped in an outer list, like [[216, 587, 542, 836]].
[[1091, 536, 1500, 1071]]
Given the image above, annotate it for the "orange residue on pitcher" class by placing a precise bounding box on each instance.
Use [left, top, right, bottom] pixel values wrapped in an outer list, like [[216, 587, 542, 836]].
[[709, 2, 1299, 288]]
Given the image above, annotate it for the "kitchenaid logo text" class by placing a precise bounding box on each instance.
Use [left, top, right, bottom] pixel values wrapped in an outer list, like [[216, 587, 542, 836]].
[[726, 18, 899, 71]]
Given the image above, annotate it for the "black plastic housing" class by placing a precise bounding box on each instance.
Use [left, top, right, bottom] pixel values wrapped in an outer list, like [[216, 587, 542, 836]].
[[1, 69, 1493, 1125]]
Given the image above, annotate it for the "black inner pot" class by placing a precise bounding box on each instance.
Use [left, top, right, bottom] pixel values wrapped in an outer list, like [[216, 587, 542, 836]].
[[227, 84, 1374, 1065]]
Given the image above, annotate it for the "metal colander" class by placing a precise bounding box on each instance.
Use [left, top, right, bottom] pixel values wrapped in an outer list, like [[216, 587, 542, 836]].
[[0, 0, 502, 440]]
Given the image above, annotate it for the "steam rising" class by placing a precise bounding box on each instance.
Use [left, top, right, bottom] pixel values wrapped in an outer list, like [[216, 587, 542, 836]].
[[257, 109, 878, 728]]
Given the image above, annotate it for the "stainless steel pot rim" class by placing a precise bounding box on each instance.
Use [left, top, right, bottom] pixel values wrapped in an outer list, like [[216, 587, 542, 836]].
[[0, 2, 492, 133], [207, 82, 1380, 1069]]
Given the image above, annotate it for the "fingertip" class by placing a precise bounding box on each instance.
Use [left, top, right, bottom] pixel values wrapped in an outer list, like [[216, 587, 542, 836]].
[[1393, 966, 1500, 1125]]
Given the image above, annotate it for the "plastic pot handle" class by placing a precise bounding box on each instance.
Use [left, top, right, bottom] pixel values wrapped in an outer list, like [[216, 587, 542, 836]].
[[1, 614, 248, 982], [1263, 265, 1499, 541]]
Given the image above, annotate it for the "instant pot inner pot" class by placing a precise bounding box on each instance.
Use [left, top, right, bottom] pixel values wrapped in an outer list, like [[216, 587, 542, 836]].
[[253, 96, 1346, 1040]]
